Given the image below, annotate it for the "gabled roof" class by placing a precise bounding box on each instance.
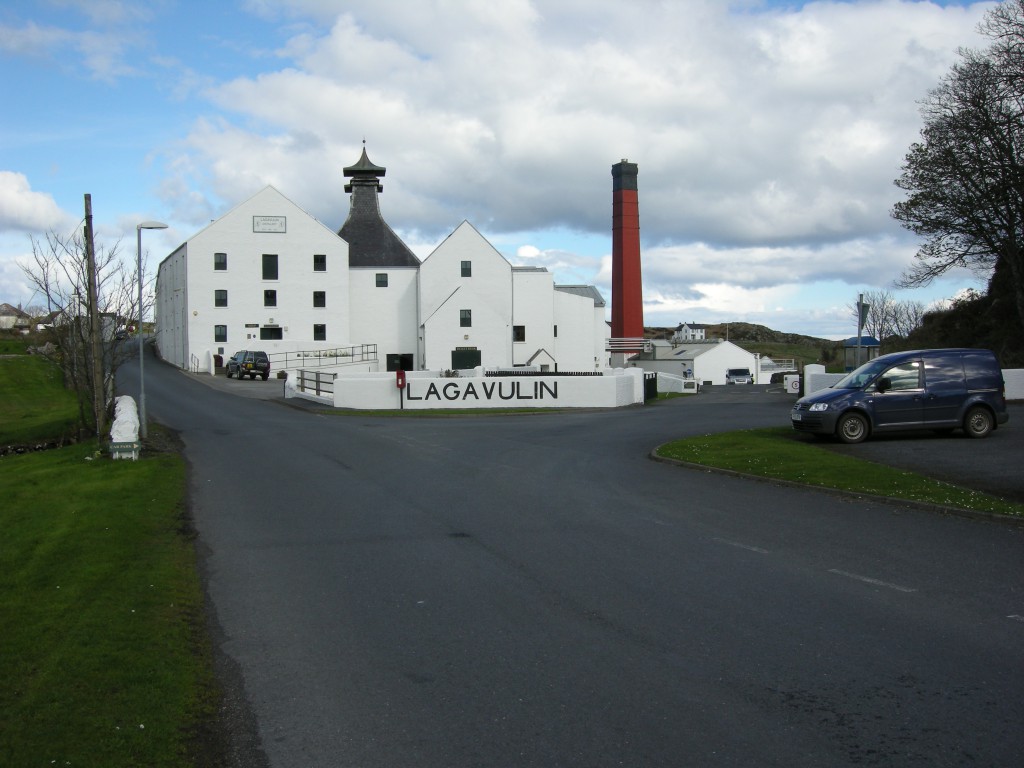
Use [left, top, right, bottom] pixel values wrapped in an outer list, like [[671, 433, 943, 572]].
[[0, 303, 29, 317]]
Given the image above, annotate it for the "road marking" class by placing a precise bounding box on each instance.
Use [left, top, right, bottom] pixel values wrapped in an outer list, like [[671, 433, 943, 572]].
[[712, 537, 769, 554], [1008, 615, 1024, 623], [828, 569, 917, 593]]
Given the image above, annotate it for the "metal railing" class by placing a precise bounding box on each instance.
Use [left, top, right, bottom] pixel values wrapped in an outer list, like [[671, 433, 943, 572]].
[[759, 359, 797, 372], [606, 337, 651, 352], [268, 344, 377, 369], [484, 369, 604, 377], [189, 353, 200, 373], [295, 370, 337, 397]]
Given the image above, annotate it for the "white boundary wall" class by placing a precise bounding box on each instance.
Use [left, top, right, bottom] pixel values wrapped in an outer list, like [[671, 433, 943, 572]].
[[1003, 368, 1024, 400], [285, 367, 644, 409]]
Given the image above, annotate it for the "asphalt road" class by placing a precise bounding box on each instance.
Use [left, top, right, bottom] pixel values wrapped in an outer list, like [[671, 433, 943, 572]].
[[120, 353, 1024, 767]]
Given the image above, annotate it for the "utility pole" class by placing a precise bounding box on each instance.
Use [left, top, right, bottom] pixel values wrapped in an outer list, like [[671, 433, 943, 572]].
[[84, 194, 105, 442]]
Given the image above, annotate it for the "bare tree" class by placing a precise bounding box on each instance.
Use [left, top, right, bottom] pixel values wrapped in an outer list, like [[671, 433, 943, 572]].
[[892, 0, 1024, 333], [848, 290, 927, 341], [891, 299, 927, 338], [20, 229, 142, 441]]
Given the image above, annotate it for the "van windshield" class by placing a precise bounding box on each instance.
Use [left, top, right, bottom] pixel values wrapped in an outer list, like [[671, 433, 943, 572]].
[[833, 359, 887, 389]]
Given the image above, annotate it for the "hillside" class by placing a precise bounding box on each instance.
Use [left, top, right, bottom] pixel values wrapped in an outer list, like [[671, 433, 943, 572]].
[[644, 323, 844, 370]]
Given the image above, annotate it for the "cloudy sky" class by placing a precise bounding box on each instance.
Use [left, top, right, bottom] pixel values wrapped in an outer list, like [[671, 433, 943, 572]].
[[0, 0, 998, 338]]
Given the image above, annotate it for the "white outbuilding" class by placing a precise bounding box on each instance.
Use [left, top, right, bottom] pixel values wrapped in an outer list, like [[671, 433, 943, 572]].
[[627, 339, 760, 385]]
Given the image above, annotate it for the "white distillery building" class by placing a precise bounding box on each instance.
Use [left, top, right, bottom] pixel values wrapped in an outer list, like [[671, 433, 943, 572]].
[[155, 149, 609, 373]]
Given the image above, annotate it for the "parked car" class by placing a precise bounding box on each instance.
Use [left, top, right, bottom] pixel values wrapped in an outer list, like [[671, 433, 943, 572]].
[[791, 348, 1008, 444], [726, 367, 753, 385], [226, 350, 271, 380]]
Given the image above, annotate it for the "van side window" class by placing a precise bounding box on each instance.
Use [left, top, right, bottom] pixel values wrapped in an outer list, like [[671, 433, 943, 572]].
[[881, 361, 922, 392]]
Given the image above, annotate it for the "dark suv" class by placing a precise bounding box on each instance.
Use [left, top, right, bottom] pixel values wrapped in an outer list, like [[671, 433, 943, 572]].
[[226, 350, 271, 380]]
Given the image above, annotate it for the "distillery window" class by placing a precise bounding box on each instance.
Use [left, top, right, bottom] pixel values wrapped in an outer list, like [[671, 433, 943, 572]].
[[262, 254, 278, 280]]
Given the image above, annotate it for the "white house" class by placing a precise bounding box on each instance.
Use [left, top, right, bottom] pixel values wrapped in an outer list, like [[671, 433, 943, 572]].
[[627, 339, 760, 385], [0, 303, 30, 331], [672, 322, 706, 342], [155, 148, 608, 374]]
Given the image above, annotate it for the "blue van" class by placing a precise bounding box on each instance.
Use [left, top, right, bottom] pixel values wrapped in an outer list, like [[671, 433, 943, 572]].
[[791, 348, 1009, 444]]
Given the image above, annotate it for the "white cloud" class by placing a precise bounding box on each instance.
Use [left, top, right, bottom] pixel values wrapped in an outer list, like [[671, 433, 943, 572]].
[[0, 172, 75, 233]]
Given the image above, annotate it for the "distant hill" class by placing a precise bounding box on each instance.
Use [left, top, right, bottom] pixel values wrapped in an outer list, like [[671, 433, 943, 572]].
[[644, 323, 844, 369], [644, 322, 836, 346]]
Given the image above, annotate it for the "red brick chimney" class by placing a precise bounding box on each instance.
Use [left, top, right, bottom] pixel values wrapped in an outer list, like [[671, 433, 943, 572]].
[[611, 159, 643, 342]]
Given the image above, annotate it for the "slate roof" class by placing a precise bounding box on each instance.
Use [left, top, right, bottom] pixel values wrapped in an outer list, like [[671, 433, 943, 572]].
[[0, 302, 29, 317], [337, 147, 421, 269], [554, 285, 607, 308]]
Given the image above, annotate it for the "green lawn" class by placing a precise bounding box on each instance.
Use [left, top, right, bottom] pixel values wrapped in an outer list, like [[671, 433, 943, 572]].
[[0, 354, 79, 445], [656, 427, 1024, 518], [0, 440, 215, 767]]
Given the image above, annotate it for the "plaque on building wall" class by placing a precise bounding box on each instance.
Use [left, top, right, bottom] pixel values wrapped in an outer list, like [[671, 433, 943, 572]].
[[253, 216, 287, 233]]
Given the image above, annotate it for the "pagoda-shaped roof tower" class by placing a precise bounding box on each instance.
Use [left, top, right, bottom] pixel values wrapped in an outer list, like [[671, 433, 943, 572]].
[[338, 146, 420, 268]]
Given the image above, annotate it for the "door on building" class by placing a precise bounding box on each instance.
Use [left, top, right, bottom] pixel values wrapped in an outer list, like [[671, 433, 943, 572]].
[[386, 353, 414, 372], [451, 348, 481, 369]]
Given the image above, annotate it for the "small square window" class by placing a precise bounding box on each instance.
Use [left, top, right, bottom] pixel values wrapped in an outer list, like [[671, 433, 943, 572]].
[[460, 309, 472, 328], [376, 273, 388, 288], [314, 254, 326, 272], [513, 325, 525, 342], [461, 260, 472, 277], [313, 324, 326, 341], [214, 325, 227, 343], [262, 254, 278, 280], [264, 290, 277, 307], [313, 291, 326, 308], [214, 252, 227, 270], [214, 289, 228, 307]]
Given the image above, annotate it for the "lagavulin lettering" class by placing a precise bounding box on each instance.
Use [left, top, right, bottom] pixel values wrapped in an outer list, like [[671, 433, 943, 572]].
[[405, 380, 558, 402]]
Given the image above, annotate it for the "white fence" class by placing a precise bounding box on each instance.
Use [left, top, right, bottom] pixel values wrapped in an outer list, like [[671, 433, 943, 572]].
[[285, 367, 645, 410], [657, 372, 700, 394]]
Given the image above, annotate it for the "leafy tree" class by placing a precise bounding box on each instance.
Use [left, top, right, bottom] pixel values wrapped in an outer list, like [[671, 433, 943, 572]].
[[892, 0, 1024, 342], [20, 229, 143, 441]]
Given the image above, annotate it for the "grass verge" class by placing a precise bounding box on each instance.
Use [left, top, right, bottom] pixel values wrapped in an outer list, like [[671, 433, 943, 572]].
[[0, 437, 218, 767], [655, 427, 1024, 518], [0, 355, 79, 445]]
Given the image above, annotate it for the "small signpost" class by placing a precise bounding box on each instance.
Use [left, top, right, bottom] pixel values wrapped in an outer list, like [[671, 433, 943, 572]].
[[396, 368, 406, 410]]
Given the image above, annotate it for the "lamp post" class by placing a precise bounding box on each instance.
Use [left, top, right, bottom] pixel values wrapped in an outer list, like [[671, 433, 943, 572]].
[[137, 221, 168, 439]]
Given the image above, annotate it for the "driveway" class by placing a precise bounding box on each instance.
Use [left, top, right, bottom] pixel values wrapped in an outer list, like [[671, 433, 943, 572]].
[[133, 361, 1023, 767]]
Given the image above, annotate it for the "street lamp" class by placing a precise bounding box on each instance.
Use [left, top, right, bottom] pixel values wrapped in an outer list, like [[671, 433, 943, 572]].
[[137, 221, 168, 439]]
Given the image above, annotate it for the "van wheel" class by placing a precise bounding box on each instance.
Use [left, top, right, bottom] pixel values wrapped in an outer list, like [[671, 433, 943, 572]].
[[836, 413, 868, 444], [964, 406, 994, 439]]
